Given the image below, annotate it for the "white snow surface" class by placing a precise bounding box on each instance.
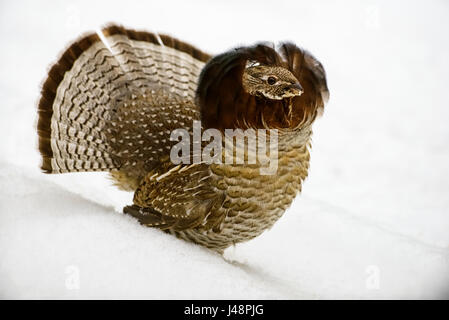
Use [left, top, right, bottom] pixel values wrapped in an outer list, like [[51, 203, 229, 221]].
[[0, 0, 448, 299]]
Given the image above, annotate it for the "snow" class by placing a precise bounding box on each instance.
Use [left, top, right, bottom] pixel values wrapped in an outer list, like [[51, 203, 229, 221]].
[[1, 0, 448, 299]]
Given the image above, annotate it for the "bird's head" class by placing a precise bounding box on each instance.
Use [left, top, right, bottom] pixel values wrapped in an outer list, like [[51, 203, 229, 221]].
[[242, 65, 303, 100], [196, 42, 329, 132]]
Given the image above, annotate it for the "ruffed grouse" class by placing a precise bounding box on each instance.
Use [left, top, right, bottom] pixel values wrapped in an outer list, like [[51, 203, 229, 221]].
[[37, 25, 329, 253]]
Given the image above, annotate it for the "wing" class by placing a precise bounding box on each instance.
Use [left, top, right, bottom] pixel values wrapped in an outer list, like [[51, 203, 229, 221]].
[[124, 162, 227, 232]]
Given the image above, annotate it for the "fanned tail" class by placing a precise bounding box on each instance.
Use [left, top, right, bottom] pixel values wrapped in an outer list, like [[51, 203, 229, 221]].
[[37, 24, 210, 174]]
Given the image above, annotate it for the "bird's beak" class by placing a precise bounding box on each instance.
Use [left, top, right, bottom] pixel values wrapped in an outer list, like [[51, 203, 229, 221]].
[[289, 83, 304, 96]]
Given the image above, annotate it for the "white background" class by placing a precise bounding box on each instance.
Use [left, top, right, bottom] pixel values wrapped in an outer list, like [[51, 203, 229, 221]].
[[0, 0, 448, 299]]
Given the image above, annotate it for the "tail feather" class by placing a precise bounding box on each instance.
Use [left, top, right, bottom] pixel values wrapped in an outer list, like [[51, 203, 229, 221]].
[[37, 24, 211, 174], [38, 31, 113, 173]]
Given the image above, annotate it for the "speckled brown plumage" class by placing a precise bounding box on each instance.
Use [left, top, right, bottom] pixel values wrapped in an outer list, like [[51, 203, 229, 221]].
[[37, 24, 329, 253]]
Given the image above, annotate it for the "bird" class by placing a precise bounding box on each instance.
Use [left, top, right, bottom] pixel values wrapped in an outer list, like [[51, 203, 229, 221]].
[[37, 24, 329, 253]]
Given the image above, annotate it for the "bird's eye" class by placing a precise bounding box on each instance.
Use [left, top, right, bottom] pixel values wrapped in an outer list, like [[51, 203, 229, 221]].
[[267, 76, 277, 85]]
